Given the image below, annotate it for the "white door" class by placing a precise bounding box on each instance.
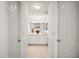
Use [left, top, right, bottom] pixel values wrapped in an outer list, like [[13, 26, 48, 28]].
[[20, 1, 59, 58], [0, 2, 8, 58], [48, 2, 58, 58], [59, 1, 79, 58], [20, 2, 29, 58], [8, 2, 20, 57]]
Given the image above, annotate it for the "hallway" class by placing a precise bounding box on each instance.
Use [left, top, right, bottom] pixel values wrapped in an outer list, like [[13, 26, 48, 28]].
[[0, 1, 79, 58]]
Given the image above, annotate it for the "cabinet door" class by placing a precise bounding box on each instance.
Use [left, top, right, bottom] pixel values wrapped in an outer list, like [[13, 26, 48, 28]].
[[59, 2, 79, 58]]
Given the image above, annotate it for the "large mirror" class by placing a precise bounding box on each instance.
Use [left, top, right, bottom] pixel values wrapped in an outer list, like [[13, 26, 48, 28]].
[[30, 22, 48, 34]]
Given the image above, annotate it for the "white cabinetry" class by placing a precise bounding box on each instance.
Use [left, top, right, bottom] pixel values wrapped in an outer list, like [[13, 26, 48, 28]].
[[28, 34, 48, 44]]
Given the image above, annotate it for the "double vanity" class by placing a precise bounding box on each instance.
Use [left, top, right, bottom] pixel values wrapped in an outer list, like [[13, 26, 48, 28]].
[[27, 33, 48, 44]]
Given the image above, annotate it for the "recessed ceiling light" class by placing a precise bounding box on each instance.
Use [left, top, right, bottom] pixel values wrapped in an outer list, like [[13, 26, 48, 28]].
[[33, 3, 41, 10]]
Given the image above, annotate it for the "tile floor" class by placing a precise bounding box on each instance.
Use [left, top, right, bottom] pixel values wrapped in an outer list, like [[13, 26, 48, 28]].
[[27, 44, 48, 58]]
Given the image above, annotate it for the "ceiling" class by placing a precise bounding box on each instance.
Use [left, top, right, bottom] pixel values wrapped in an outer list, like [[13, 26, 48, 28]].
[[27, 1, 49, 16]]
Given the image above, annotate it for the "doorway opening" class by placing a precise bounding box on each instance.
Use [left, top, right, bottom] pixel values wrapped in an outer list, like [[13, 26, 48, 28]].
[[27, 2, 49, 58], [20, 1, 58, 58]]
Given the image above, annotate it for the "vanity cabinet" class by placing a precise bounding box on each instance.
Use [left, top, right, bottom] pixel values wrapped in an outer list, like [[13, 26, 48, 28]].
[[28, 34, 48, 44]]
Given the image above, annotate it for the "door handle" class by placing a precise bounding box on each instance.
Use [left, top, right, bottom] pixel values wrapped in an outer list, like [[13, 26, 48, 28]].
[[18, 39, 21, 42], [57, 38, 61, 42]]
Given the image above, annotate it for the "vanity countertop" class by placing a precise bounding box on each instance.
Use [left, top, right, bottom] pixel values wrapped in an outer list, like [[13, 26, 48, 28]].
[[27, 32, 48, 36]]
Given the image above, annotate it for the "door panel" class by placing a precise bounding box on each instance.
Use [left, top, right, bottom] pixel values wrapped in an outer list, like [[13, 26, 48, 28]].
[[20, 2, 29, 58], [59, 1, 79, 58], [0, 2, 8, 58], [48, 2, 58, 58], [8, 2, 20, 58]]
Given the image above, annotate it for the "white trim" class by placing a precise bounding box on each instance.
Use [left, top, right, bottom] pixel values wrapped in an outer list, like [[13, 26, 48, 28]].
[[20, 1, 58, 58], [20, 2, 29, 58], [48, 2, 58, 58]]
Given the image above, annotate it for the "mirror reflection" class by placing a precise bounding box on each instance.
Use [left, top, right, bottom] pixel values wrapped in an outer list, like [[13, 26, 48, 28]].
[[30, 22, 48, 34]]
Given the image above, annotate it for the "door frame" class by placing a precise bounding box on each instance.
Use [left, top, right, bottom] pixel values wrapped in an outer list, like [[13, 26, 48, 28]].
[[48, 1, 59, 58], [20, 1, 59, 58]]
